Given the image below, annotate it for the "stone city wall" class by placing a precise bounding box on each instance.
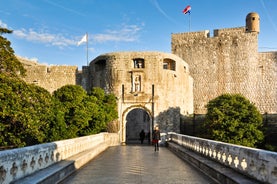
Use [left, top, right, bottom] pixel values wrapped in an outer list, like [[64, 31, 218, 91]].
[[257, 52, 277, 114], [19, 57, 78, 94], [171, 27, 276, 115]]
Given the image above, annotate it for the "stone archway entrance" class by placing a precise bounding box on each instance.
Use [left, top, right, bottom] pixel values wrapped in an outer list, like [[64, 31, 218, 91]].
[[125, 108, 151, 144]]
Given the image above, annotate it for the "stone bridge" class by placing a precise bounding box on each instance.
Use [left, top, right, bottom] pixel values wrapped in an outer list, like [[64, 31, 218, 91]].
[[1, 133, 276, 184]]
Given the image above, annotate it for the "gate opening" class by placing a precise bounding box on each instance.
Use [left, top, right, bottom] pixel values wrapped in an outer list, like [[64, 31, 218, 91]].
[[125, 108, 151, 144]]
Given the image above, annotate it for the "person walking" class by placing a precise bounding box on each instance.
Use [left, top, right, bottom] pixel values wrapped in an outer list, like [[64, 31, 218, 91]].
[[139, 129, 145, 144], [152, 126, 161, 151]]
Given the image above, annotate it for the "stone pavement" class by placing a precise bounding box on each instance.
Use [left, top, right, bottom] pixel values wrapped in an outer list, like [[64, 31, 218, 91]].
[[59, 144, 216, 184]]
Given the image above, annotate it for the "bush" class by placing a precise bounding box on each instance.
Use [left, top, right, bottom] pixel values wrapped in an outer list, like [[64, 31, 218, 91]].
[[203, 94, 264, 148], [51, 85, 91, 140], [49, 86, 118, 140], [80, 87, 118, 135], [0, 73, 53, 147]]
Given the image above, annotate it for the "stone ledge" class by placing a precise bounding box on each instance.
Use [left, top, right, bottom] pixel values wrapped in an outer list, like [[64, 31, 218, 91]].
[[12, 143, 109, 184], [167, 142, 260, 184]]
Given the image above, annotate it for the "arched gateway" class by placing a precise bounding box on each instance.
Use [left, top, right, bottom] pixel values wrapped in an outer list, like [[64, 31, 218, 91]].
[[82, 52, 194, 144], [123, 106, 151, 144]]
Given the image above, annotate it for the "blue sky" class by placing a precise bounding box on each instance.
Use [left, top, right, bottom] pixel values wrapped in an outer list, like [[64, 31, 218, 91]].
[[1, 0, 276, 69]]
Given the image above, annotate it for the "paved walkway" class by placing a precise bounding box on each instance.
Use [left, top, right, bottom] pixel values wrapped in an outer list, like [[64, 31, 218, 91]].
[[60, 144, 216, 184]]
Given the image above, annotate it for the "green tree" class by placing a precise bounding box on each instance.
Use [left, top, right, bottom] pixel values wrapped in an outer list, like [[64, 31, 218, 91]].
[[203, 94, 264, 147], [0, 73, 53, 147], [0, 28, 26, 76], [51, 85, 92, 139], [102, 93, 118, 123], [89, 87, 118, 123], [0, 29, 53, 148], [82, 87, 118, 134]]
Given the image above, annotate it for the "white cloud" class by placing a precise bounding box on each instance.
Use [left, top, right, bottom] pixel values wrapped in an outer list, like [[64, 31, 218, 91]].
[[93, 24, 143, 43], [13, 29, 76, 48], [0, 19, 76, 48], [1, 19, 144, 48], [0, 20, 8, 28]]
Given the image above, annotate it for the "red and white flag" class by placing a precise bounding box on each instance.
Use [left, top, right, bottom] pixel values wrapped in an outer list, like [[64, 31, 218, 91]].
[[182, 5, 191, 14]]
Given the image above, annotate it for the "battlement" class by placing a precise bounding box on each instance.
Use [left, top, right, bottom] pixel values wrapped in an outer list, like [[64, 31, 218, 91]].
[[18, 56, 78, 93], [213, 27, 246, 36], [172, 27, 248, 40], [172, 30, 210, 38]]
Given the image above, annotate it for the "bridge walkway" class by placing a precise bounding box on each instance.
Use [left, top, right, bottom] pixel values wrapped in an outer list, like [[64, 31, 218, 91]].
[[59, 144, 216, 184]]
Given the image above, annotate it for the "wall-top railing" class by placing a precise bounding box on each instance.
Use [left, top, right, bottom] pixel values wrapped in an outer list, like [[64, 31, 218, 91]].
[[167, 132, 277, 184], [0, 133, 119, 184]]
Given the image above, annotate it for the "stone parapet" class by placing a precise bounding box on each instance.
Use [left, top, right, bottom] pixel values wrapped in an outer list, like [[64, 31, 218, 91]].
[[167, 132, 277, 184], [0, 133, 119, 184]]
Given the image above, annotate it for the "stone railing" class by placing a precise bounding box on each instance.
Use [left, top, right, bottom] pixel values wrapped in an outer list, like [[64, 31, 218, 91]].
[[167, 132, 277, 184], [0, 133, 119, 184]]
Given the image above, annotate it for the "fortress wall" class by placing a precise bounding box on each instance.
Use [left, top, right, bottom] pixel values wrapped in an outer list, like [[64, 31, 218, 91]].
[[89, 52, 194, 133], [78, 66, 90, 92], [19, 57, 78, 93], [214, 27, 246, 36], [172, 28, 264, 114], [258, 52, 277, 114], [90, 52, 193, 115]]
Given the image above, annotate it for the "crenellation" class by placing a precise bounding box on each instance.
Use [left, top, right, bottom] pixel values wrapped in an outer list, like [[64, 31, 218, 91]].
[[214, 27, 246, 36], [20, 58, 78, 93]]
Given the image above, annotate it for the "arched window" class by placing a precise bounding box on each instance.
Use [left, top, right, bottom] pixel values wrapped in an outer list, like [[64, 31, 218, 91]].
[[163, 58, 176, 71], [95, 59, 106, 72], [133, 58, 145, 68]]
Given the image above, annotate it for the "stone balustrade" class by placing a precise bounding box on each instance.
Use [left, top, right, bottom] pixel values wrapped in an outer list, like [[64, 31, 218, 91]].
[[0, 133, 119, 184], [167, 132, 277, 184]]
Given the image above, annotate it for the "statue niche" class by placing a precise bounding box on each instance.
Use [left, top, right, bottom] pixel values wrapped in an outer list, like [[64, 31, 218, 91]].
[[132, 74, 141, 93]]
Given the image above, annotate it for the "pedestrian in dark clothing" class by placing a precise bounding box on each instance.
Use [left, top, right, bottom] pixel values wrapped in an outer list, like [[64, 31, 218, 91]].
[[139, 129, 145, 144], [152, 126, 161, 151]]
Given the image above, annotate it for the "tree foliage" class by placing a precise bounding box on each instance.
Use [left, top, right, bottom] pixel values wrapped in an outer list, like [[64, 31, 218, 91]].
[[49, 85, 118, 141], [0, 31, 118, 148], [203, 94, 264, 147], [82, 87, 118, 135], [0, 28, 26, 76], [0, 73, 53, 147], [51, 85, 92, 140]]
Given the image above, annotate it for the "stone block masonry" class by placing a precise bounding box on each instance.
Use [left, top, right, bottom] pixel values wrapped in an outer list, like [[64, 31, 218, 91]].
[[19, 57, 78, 94], [171, 27, 276, 115]]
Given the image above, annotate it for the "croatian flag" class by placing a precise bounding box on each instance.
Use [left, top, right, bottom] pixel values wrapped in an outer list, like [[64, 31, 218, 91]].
[[183, 5, 191, 15]]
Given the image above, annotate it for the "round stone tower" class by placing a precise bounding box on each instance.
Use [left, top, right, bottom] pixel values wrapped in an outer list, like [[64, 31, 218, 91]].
[[246, 12, 260, 33]]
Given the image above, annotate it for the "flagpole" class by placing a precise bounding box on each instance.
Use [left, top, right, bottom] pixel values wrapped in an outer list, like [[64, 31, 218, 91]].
[[182, 5, 191, 32], [189, 13, 191, 32], [86, 32, 88, 66]]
